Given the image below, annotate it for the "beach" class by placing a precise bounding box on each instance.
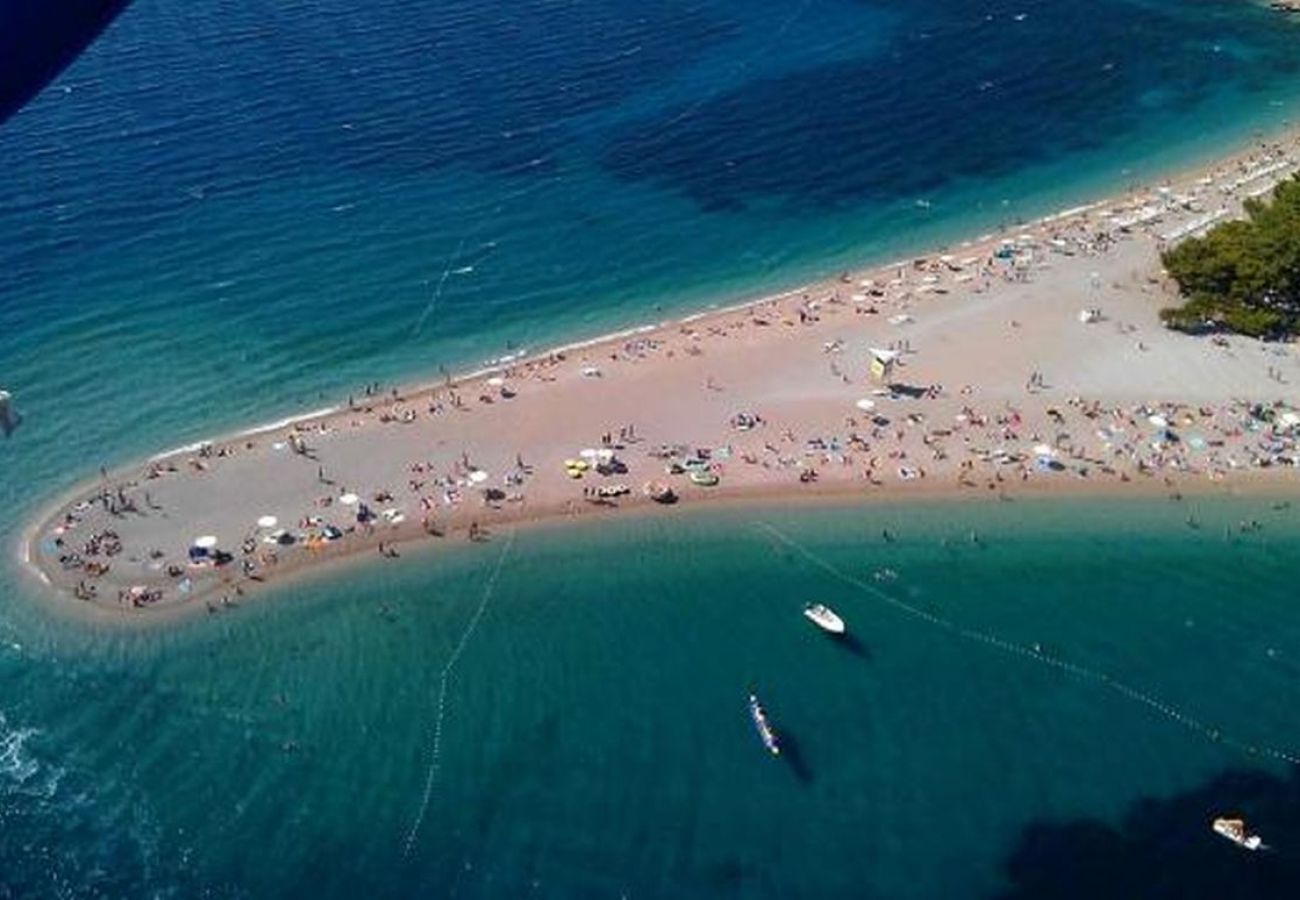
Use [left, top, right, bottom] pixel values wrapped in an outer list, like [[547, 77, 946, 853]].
[[24, 131, 1300, 615], [12, 3, 1300, 896]]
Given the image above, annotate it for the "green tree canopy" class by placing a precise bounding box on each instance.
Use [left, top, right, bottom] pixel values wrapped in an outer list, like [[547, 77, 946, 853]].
[[1161, 175, 1300, 338]]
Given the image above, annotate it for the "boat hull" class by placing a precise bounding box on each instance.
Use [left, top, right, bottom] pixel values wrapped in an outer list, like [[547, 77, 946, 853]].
[[803, 605, 846, 634], [748, 694, 780, 756]]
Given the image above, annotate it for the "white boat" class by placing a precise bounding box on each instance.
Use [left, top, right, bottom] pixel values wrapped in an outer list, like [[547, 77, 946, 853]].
[[803, 603, 846, 634], [1212, 817, 1264, 851], [748, 694, 780, 756]]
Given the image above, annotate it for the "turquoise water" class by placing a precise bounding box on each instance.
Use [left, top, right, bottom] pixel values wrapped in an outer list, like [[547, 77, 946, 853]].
[[4, 500, 1300, 896], [5, 0, 1300, 895]]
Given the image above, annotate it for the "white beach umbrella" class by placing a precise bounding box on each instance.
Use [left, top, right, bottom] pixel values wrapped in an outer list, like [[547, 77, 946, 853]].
[[855, 399, 877, 412], [486, 376, 505, 387], [339, 493, 360, 506], [257, 515, 278, 529], [1147, 414, 1169, 428], [579, 448, 600, 460], [468, 470, 489, 485], [194, 535, 218, 550], [1032, 443, 1055, 457]]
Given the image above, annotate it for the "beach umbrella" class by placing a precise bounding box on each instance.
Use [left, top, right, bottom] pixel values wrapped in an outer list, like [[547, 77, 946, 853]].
[[1147, 414, 1169, 428], [257, 515, 278, 529], [339, 493, 360, 506], [468, 470, 489, 485], [855, 399, 876, 411], [194, 535, 218, 550], [486, 376, 505, 387], [1032, 443, 1055, 457], [579, 448, 600, 460]]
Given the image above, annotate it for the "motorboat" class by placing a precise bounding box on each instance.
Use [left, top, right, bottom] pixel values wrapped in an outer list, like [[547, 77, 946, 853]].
[[748, 694, 780, 756], [1212, 817, 1264, 851], [803, 603, 846, 634]]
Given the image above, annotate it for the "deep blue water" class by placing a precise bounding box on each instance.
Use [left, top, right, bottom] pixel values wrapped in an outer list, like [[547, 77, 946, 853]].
[[3, 0, 1300, 896]]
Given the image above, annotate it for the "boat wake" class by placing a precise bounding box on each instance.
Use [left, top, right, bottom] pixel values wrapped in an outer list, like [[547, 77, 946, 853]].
[[755, 522, 1300, 767], [402, 529, 516, 857]]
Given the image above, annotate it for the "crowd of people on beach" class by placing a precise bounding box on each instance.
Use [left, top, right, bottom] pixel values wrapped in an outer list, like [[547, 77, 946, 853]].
[[33, 136, 1300, 613]]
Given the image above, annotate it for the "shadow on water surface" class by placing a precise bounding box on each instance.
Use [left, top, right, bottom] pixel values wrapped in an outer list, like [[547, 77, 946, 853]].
[[778, 729, 814, 786], [0, 413, 18, 439], [828, 631, 871, 661], [994, 766, 1300, 899]]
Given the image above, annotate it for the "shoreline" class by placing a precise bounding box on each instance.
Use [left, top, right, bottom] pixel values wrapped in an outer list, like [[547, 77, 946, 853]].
[[97, 115, 1300, 475], [25, 472, 1299, 631], [21, 121, 1300, 620]]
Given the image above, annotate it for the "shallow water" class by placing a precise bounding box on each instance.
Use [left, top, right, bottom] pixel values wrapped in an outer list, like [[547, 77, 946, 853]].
[[4, 0, 1300, 895]]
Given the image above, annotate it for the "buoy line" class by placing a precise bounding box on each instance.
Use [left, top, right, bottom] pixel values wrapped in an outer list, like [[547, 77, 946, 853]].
[[403, 529, 516, 856], [755, 521, 1299, 766]]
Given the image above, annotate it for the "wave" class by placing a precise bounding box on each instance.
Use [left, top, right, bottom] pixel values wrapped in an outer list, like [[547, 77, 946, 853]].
[[0, 712, 44, 789], [0, 708, 222, 899]]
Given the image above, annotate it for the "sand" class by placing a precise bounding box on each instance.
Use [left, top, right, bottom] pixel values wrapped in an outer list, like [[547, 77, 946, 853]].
[[24, 130, 1300, 617]]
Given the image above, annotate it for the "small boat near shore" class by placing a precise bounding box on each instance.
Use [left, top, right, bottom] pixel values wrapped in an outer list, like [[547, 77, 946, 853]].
[[748, 693, 780, 756], [1212, 817, 1265, 851], [803, 602, 846, 634]]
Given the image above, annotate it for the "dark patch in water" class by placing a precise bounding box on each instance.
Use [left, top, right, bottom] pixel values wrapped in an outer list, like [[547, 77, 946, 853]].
[[706, 856, 756, 889], [994, 765, 1300, 898], [599, 0, 1298, 212], [831, 631, 872, 660], [779, 728, 814, 785]]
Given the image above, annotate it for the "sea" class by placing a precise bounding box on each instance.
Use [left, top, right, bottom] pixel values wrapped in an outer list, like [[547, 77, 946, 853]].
[[3, 0, 1300, 896]]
